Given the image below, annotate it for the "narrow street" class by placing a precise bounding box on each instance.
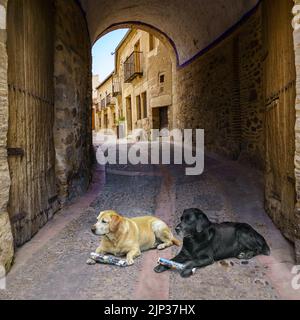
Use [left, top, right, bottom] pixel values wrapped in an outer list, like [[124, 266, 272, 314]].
[[0, 150, 299, 300]]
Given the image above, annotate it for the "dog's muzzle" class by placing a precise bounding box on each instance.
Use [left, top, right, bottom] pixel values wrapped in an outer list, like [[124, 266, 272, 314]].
[[91, 225, 96, 234]]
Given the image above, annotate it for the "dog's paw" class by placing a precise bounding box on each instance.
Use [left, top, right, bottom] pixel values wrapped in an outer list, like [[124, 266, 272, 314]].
[[126, 258, 135, 266], [154, 265, 167, 273], [238, 251, 254, 260], [157, 244, 167, 250], [180, 268, 194, 278], [86, 258, 97, 265], [237, 252, 246, 259], [95, 248, 105, 254]]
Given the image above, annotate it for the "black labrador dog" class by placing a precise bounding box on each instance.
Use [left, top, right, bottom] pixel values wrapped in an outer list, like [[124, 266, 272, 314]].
[[154, 208, 270, 278]]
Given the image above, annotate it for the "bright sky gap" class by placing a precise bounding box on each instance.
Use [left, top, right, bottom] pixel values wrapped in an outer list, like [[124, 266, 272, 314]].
[[92, 29, 129, 82]]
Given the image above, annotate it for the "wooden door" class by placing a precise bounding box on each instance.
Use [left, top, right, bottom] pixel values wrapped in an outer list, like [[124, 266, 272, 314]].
[[7, 0, 58, 246], [159, 107, 169, 130], [104, 114, 108, 129], [263, 0, 297, 241], [126, 96, 133, 132]]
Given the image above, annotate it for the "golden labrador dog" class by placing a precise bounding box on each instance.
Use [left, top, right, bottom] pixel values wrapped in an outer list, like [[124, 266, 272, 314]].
[[91, 210, 180, 265]]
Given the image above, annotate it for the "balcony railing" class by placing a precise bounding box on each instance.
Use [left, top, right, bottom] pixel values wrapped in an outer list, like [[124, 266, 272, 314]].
[[112, 76, 121, 97], [106, 94, 115, 107], [124, 51, 143, 83]]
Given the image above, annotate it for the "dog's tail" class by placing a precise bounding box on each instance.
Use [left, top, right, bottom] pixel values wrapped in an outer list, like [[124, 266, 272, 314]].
[[172, 237, 181, 247], [254, 232, 271, 256]]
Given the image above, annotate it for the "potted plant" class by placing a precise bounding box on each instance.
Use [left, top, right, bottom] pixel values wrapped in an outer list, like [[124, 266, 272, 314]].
[[116, 116, 126, 125]]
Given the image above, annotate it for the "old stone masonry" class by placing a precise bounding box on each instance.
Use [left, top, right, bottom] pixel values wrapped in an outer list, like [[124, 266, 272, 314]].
[[0, 0, 300, 300]]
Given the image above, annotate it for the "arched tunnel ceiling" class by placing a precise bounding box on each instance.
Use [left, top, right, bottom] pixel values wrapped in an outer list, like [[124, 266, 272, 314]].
[[79, 0, 260, 65]]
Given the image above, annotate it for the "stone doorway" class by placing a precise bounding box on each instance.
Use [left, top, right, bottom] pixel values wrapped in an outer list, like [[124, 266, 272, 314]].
[[158, 107, 169, 131], [152, 106, 169, 132]]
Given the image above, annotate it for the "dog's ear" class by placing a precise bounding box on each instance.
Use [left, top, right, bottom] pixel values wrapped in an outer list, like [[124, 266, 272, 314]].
[[196, 214, 211, 233], [109, 214, 123, 233], [97, 211, 104, 220]]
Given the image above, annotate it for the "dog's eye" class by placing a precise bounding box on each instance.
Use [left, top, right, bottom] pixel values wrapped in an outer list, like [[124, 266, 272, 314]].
[[102, 220, 108, 224]]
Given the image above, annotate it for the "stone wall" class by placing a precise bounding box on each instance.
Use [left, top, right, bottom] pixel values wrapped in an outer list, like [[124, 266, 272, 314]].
[[0, 0, 13, 271], [54, 0, 92, 203], [293, 0, 300, 262], [174, 6, 264, 169], [239, 9, 264, 168]]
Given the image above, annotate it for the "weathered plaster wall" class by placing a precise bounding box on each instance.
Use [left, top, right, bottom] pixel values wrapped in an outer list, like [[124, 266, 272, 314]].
[[0, 0, 13, 271], [54, 0, 92, 203], [174, 7, 264, 168]]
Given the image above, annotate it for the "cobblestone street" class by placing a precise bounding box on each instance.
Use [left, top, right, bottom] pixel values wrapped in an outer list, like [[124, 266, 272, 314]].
[[0, 151, 299, 300]]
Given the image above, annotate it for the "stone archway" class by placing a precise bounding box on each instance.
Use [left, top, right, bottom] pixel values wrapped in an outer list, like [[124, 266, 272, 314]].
[[93, 22, 179, 133], [90, 0, 300, 263], [80, 0, 260, 66], [89, 0, 300, 263], [1, 0, 300, 273]]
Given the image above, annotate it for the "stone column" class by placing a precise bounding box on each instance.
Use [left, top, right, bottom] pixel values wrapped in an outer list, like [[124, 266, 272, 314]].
[[292, 0, 300, 263], [54, 0, 92, 204], [0, 0, 14, 271]]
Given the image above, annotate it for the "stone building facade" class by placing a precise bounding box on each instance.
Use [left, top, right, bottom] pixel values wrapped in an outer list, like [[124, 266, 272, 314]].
[[95, 73, 117, 134], [92, 75, 100, 130], [95, 29, 173, 138]]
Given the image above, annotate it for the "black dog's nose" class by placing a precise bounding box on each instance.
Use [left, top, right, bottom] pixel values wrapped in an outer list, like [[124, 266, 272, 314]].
[[91, 225, 96, 233]]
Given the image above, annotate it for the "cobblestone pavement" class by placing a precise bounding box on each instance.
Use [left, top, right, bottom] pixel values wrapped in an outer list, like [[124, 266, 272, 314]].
[[0, 149, 299, 300]]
